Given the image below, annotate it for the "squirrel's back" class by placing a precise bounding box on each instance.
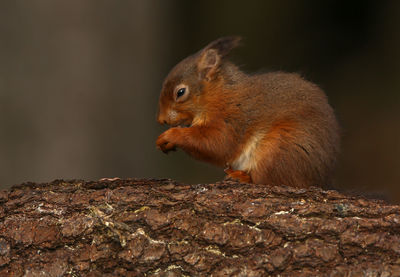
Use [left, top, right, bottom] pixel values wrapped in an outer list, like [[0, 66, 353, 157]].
[[226, 71, 340, 188]]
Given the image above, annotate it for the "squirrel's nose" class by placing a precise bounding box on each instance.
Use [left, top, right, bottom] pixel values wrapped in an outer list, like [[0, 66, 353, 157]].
[[157, 113, 167, 125]]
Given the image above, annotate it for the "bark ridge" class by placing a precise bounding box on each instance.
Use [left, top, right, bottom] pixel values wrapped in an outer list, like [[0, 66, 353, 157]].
[[0, 179, 399, 276]]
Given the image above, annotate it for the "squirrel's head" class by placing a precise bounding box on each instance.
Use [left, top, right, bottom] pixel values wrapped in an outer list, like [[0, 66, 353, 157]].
[[157, 36, 241, 127]]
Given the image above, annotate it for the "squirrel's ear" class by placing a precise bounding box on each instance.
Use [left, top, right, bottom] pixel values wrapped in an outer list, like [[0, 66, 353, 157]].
[[204, 36, 242, 57], [197, 36, 241, 81]]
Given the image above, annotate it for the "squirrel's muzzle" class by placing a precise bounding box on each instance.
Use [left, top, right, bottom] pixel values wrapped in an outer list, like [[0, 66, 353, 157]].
[[157, 112, 168, 125]]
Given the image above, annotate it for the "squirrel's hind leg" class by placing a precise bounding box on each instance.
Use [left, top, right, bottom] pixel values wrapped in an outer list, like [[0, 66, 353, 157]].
[[224, 168, 253, 183]]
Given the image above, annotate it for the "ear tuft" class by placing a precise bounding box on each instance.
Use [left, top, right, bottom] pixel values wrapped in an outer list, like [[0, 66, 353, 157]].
[[197, 36, 242, 80], [204, 36, 242, 58]]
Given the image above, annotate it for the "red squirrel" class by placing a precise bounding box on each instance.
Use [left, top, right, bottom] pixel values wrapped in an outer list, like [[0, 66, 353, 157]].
[[156, 37, 340, 188]]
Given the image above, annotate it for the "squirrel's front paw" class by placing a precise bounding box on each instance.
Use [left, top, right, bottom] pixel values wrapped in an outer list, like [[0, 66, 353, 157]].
[[156, 128, 179, 153]]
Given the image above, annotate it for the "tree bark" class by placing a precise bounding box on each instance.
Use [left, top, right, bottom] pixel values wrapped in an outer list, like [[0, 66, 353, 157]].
[[0, 179, 399, 276]]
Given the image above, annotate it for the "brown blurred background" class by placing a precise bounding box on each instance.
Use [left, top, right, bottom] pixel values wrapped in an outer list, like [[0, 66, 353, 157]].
[[1, 1, 399, 201]]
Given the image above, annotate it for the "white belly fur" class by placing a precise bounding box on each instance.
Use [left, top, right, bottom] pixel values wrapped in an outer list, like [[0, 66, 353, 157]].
[[232, 132, 264, 172]]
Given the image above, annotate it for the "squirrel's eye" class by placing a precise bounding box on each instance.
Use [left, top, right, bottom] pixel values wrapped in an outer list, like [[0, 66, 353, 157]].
[[176, 88, 186, 98], [175, 85, 189, 102]]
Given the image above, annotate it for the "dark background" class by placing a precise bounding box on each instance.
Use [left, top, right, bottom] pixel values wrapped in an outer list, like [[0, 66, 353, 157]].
[[1, 1, 399, 201]]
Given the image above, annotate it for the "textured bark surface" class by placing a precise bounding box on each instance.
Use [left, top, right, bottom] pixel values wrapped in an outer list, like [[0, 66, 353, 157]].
[[0, 179, 399, 276]]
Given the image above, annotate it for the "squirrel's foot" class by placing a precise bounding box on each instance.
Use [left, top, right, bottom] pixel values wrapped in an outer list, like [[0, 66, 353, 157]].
[[224, 168, 252, 183]]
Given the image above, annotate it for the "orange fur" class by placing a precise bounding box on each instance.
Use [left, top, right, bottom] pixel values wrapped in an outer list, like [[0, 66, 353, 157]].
[[224, 168, 252, 183], [156, 37, 340, 188]]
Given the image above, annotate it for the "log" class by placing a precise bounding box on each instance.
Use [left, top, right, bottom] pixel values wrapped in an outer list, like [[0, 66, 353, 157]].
[[0, 179, 399, 276]]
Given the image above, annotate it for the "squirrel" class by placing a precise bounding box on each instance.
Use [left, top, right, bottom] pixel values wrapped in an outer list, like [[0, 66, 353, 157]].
[[156, 36, 340, 188]]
